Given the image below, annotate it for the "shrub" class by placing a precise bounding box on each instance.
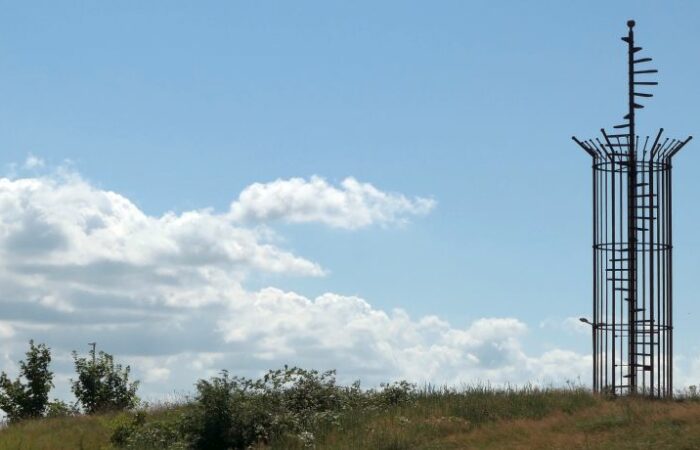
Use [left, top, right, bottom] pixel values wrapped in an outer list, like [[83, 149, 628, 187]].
[[0, 340, 54, 422], [122, 421, 186, 450], [45, 398, 78, 418], [110, 411, 146, 446], [375, 380, 417, 408], [182, 370, 255, 449], [114, 366, 356, 449], [71, 347, 139, 413], [111, 411, 187, 449]]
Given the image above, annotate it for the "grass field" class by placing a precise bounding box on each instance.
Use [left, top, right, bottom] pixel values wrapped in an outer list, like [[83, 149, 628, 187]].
[[3, 387, 700, 449]]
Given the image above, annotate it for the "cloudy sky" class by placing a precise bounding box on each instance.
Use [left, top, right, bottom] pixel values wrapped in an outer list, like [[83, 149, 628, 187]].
[[1, 1, 700, 401]]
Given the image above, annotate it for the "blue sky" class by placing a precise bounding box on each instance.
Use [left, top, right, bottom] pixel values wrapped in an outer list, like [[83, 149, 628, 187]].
[[0, 1, 699, 400]]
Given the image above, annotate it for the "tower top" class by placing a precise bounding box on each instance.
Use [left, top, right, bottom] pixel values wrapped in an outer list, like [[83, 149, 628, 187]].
[[572, 20, 692, 162]]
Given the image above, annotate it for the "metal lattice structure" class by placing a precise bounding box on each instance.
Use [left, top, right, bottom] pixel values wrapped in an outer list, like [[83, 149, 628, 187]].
[[572, 20, 692, 397]]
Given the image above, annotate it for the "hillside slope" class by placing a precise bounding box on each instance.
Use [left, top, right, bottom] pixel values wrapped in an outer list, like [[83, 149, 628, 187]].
[[2, 393, 700, 449]]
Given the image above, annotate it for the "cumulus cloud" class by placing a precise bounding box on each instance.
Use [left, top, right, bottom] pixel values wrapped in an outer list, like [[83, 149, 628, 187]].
[[0, 165, 593, 400], [218, 290, 580, 384], [229, 176, 436, 229], [0, 172, 324, 310]]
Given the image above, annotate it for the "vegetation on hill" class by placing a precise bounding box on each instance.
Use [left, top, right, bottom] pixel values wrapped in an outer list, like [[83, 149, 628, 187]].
[[2, 343, 700, 449], [0, 341, 54, 423], [2, 364, 700, 449], [0, 341, 138, 423]]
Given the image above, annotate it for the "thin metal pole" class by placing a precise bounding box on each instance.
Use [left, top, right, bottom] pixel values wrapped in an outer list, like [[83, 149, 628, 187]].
[[619, 150, 624, 392], [593, 160, 598, 391], [656, 162, 660, 396], [644, 146, 649, 394], [625, 21, 639, 393], [649, 158, 658, 395], [603, 161, 609, 391], [668, 163, 673, 395]]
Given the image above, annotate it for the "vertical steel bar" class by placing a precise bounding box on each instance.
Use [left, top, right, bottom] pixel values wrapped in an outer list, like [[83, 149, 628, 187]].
[[602, 133, 617, 394], [593, 159, 598, 392], [626, 22, 638, 393], [605, 161, 610, 390], [656, 161, 662, 396], [668, 163, 673, 395], [641, 161, 647, 392], [649, 157, 655, 395], [613, 148, 630, 394]]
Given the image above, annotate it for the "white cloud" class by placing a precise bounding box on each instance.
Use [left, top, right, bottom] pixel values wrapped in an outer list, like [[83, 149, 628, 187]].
[[217, 289, 583, 385], [229, 176, 435, 229], [0, 166, 597, 399], [0, 171, 324, 311]]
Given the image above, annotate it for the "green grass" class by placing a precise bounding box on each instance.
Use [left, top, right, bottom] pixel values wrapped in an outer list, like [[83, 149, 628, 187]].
[[0, 405, 187, 450], [0, 413, 119, 450], [3, 388, 700, 449]]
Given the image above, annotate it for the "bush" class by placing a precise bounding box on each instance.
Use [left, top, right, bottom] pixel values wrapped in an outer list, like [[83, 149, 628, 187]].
[[375, 380, 417, 408], [111, 411, 186, 449], [114, 366, 357, 449], [110, 411, 146, 446], [45, 398, 78, 418], [109, 365, 420, 449], [0, 340, 54, 422], [181, 370, 249, 449], [122, 421, 186, 450], [71, 347, 139, 413]]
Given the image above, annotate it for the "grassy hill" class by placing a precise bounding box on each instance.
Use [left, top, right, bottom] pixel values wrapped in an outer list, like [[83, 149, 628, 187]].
[[3, 387, 700, 449]]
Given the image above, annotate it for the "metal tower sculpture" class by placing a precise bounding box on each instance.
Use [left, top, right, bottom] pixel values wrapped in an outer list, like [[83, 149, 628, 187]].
[[572, 20, 692, 397]]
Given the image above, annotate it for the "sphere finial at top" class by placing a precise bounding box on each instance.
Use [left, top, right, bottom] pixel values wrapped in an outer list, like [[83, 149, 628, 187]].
[[627, 20, 636, 28]]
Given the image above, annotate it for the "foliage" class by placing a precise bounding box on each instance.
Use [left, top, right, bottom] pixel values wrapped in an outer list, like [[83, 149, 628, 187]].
[[111, 411, 186, 449], [375, 380, 417, 407], [113, 366, 362, 449], [14, 376, 700, 449], [110, 411, 147, 446], [45, 398, 79, 418], [180, 366, 350, 449], [0, 340, 54, 422], [71, 347, 139, 414], [181, 370, 255, 449]]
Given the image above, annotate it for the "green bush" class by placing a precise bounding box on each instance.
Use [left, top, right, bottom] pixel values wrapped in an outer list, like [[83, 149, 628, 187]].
[[45, 398, 78, 418], [112, 366, 362, 449], [375, 380, 417, 408], [182, 370, 259, 449], [181, 366, 348, 449], [71, 347, 139, 414], [0, 340, 54, 422], [111, 411, 186, 449]]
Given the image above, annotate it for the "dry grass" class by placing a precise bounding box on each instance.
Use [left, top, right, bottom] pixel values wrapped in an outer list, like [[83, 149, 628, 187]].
[[287, 392, 700, 449], [458, 398, 700, 449], [3, 390, 700, 449], [0, 413, 120, 450], [0, 404, 186, 450]]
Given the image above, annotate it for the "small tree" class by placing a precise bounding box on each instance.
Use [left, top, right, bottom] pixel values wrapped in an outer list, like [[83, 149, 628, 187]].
[[0, 340, 54, 422], [71, 345, 139, 414]]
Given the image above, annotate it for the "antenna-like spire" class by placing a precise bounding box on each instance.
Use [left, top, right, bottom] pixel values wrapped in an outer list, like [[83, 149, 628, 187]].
[[617, 19, 659, 158]]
